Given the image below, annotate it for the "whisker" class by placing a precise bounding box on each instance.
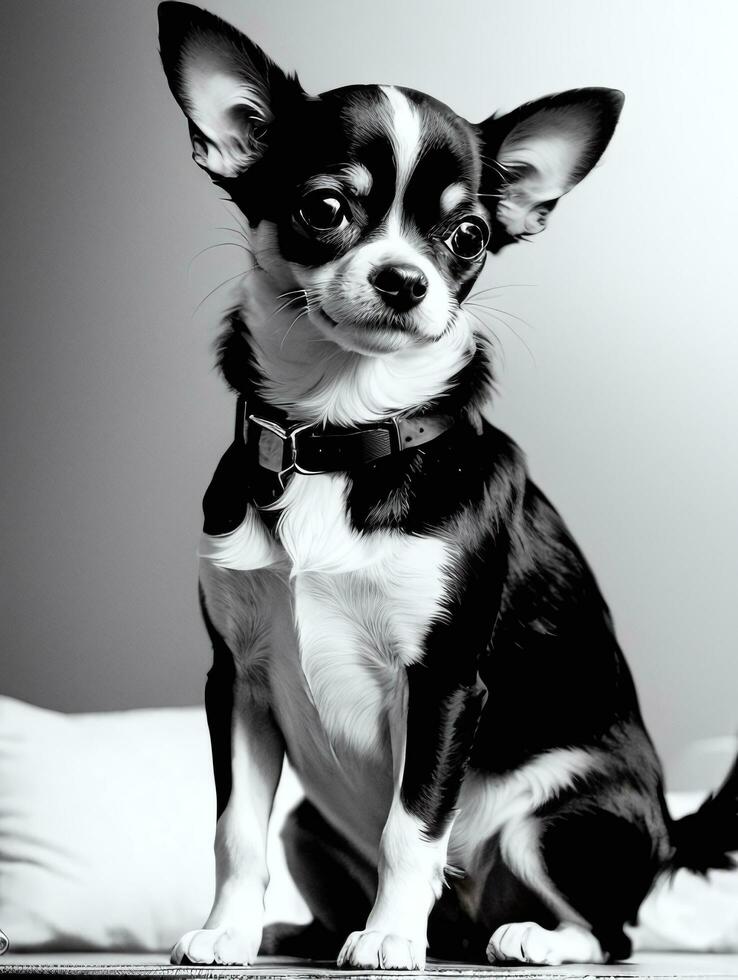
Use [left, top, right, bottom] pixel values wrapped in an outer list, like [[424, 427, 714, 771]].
[[467, 304, 536, 365], [221, 204, 252, 241], [466, 284, 536, 303], [468, 301, 534, 331], [215, 225, 250, 243], [188, 241, 251, 276], [480, 153, 515, 176], [280, 308, 310, 350], [480, 160, 511, 184], [193, 269, 255, 316], [465, 308, 506, 369], [273, 293, 307, 316]]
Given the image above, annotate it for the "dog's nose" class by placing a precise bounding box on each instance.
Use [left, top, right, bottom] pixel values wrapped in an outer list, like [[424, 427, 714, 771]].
[[369, 264, 428, 311]]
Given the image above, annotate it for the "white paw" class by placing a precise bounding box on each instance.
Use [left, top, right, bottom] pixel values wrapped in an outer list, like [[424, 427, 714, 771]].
[[170, 926, 260, 965], [337, 929, 425, 970], [486, 922, 604, 966]]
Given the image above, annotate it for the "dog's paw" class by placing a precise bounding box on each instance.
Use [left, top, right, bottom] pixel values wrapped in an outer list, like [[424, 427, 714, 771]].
[[486, 922, 604, 966], [337, 929, 425, 970], [170, 927, 260, 965]]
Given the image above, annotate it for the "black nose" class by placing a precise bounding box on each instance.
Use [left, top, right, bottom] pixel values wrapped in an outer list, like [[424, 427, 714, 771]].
[[369, 264, 428, 312]]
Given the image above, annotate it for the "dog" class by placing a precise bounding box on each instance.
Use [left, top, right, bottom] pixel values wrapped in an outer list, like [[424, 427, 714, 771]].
[[158, 2, 738, 968]]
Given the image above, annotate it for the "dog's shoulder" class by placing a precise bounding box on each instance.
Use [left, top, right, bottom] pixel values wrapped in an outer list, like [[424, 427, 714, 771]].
[[345, 417, 527, 536]]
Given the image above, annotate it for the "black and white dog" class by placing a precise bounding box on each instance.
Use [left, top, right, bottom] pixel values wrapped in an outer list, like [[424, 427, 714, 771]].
[[158, 3, 738, 969]]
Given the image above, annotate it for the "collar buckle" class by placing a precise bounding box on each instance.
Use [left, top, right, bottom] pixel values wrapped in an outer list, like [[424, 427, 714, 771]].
[[247, 414, 327, 483]]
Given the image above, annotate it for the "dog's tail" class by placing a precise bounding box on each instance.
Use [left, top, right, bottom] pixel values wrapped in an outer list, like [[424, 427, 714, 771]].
[[668, 751, 738, 874]]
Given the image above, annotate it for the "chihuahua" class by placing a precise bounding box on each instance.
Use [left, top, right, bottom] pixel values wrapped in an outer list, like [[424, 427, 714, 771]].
[[158, 2, 738, 969]]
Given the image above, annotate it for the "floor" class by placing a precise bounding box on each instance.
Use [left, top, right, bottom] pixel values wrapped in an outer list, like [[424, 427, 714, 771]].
[[1, 954, 738, 979]]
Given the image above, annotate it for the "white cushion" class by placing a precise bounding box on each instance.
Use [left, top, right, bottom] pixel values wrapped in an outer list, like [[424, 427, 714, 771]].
[[0, 696, 308, 952], [628, 788, 738, 952]]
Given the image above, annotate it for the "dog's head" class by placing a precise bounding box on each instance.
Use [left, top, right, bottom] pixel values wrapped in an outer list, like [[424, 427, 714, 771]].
[[159, 3, 622, 414]]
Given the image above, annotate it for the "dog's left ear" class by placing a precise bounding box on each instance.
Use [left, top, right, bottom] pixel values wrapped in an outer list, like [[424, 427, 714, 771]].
[[478, 88, 624, 248], [158, 1, 304, 180]]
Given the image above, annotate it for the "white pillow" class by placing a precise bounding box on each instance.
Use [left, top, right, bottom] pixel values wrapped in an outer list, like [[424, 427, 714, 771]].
[[629, 790, 738, 952], [0, 696, 308, 952]]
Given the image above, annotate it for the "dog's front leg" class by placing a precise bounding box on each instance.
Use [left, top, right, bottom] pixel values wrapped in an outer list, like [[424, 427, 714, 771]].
[[171, 601, 284, 966], [338, 660, 487, 970]]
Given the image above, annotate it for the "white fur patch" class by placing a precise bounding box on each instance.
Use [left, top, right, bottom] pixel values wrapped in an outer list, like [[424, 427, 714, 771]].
[[440, 182, 468, 213], [451, 747, 597, 865], [278, 474, 451, 755], [380, 86, 422, 202], [232, 264, 474, 425], [272, 473, 381, 575], [342, 162, 373, 196], [198, 505, 282, 571]]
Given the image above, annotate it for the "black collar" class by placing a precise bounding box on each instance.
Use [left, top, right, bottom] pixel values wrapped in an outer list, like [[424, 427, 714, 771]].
[[237, 396, 455, 485]]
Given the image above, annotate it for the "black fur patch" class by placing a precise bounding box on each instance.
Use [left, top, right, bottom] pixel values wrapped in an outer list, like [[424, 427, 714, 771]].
[[401, 673, 488, 840], [200, 587, 236, 819], [540, 810, 655, 960], [471, 480, 647, 776]]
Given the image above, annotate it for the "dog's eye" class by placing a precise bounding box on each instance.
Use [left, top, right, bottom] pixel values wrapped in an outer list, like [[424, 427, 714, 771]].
[[445, 216, 490, 260], [298, 191, 349, 232]]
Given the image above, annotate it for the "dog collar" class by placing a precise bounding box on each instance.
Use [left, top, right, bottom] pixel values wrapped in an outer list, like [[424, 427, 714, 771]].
[[238, 397, 454, 486]]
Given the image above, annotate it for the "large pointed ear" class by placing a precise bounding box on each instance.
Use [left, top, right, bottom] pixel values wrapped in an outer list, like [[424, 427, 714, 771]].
[[158, 2, 304, 180], [478, 88, 624, 248]]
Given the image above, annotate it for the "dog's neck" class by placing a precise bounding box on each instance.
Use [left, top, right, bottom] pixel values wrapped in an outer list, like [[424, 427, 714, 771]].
[[227, 267, 487, 428]]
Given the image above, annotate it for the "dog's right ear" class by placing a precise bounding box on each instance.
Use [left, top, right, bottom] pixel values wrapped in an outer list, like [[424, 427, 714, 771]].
[[158, 2, 303, 180]]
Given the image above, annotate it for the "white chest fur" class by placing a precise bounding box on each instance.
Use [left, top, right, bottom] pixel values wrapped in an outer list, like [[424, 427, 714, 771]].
[[199, 473, 453, 761]]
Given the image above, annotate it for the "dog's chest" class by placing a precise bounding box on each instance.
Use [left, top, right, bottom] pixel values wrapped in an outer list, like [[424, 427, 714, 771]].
[[284, 476, 452, 754], [201, 472, 452, 762]]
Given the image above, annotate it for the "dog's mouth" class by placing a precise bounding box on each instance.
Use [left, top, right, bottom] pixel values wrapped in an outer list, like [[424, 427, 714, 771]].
[[311, 305, 424, 355], [319, 308, 338, 327]]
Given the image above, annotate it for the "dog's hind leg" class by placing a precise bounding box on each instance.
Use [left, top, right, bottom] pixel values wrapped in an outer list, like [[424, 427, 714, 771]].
[[261, 798, 377, 959], [483, 805, 663, 965], [171, 583, 285, 966]]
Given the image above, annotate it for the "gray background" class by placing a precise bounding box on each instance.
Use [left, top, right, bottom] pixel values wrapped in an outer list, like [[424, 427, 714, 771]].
[[1, 0, 736, 780]]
